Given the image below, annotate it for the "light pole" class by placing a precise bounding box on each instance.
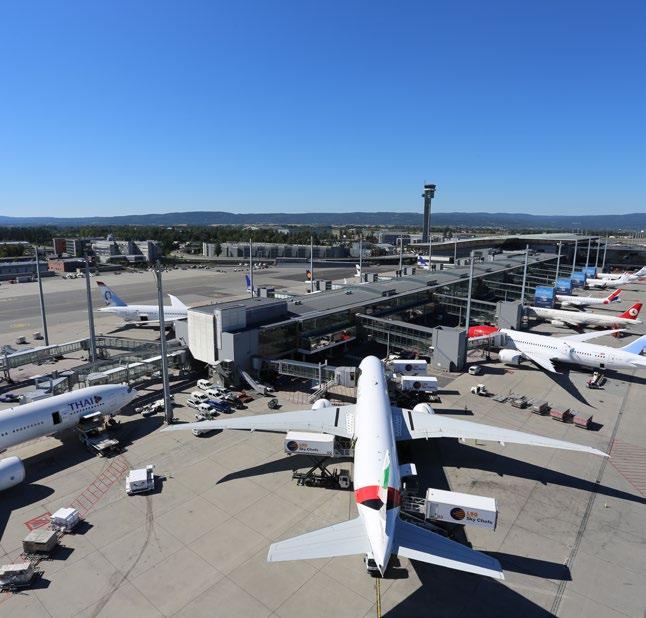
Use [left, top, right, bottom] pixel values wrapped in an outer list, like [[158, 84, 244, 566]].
[[84, 254, 97, 363], [464, 251, 475, 330], [398, 236, 403, 273], [571, 238, 578, 275], [358, 234, 363, 281], [520, 244, 529, 304], [594, 238, 601, 267], [33, 245, 49, 345], [555, 241, 562, 282], [601, 238, 608, 271], [585, 237, 591, 269], [249, 239, 254, 298], [155, 262, 173, 424], [310, 236, 314, 294]]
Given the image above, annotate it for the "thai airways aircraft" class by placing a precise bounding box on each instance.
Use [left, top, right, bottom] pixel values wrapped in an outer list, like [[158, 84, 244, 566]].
[[556, 289, 622, 308], [469, 326, 646, 374], [527, 303, 642, 331], [97, 282, 187, 323], [164, 356, 605, 579], [0, 384, 136, 491], [417, 255, 430, 270]]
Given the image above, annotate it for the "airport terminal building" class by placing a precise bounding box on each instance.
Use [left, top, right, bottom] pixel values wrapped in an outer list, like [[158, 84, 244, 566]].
[[181, 250, 563, 372]]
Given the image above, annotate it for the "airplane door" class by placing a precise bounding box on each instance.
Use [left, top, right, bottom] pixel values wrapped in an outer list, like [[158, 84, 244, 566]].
[[52, 411, 62, 425]]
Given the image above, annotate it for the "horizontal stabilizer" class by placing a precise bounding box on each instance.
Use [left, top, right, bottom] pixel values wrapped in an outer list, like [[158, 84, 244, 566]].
[[394, 518, 504, 580], [268, 517, 369, 562], [162, 405, 356, 438]]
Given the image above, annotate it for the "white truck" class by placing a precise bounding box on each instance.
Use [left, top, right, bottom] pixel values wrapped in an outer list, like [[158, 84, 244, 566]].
[[400, 376, 439, 393], [126, 465, 155, 495]]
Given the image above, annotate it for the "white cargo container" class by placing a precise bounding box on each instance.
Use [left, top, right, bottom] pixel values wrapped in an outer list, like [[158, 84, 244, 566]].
[[50, 507, 81, 532], [284, 431, 335, 456], [126, 465, 155, 495], [391, 359, 428, 375], [400, 376, 439, 393], [425, 488, 497, 530]]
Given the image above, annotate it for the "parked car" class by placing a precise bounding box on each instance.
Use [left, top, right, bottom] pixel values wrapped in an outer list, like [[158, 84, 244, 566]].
[[0, 392, 20, 403], [186, 397, 204, 410], [197, 379, 212, 391], [207, 398, 232, 413], [190, 391, 209, 403]]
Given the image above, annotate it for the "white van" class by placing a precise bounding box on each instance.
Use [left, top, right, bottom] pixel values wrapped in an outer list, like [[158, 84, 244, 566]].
[[190, 391, 209, 403], [197, 379, 212, 391]]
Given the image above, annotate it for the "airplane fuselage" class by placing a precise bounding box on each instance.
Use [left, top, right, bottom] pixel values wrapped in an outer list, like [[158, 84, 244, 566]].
[[353, 356, 401, 574], [527, 306, 640, 330], [0, 385, 135, 451], [555, 294, 619, 308], [500, 329, 646, 372], [98, 305, 187, 323]]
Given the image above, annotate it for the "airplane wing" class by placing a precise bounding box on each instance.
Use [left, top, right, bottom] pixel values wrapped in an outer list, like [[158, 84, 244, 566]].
[[268, 517, 369, 562], [509, 339, 558, 373], [162, 405, 356, 439], [392, 408, 607, 457], [520, 350, 558, 373], [393, 518, 504, 580], [560, 329, 623, 342]]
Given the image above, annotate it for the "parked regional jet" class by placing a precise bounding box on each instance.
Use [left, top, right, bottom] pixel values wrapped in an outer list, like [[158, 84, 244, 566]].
[[97, 281, 187, 323], [0, 384, 136, 490], [556, 289, 622, 309], [596, 266, 646, 281], [587, 273, 638, 289], [469, 326, 646, 374], [164, 356, 605, 579], [527, 302, 642, 331]]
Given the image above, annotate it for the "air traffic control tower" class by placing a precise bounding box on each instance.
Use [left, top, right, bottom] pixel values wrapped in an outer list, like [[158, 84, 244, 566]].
[[422, 183, 437, 244]]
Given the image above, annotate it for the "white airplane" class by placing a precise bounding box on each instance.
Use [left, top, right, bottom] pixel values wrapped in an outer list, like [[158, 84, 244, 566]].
[[97, 281, 187, 323], [0, 384, 136, 491], [556, 288, 622, 308], [493, 328, 646, 374], [417, 255, 430, 270], [596, 266, 646, 281], [164, 356, 605, 579], [527, 302, 642, 331], [587, 273, 640, 289]]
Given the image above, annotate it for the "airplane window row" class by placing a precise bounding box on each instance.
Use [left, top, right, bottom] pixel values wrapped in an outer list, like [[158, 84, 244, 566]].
[[7, 420, 46, 435]]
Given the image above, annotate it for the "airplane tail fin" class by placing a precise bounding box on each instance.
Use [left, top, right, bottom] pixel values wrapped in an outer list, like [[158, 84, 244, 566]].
[[619, 303, 642, 320], [621, 334, 646, 355], [96, 281, 127, 307], [306, 269, 312, 281], [167, 294, 186, 310], [355, 264, 361, 276], [245, 274, 251, 291], [267, 516, 505, 580], [633, 266, 646, 277], [605, 289, 622, 303]]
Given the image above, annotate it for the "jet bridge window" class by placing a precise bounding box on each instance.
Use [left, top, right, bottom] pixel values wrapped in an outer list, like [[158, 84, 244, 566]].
[[52, 411, 62, 425]]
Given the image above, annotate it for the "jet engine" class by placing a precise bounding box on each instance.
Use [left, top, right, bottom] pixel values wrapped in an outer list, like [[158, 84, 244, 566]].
[[122, 311, 139, 322], [0, 456, 26, 491], [498, 349, 523, 366], [413, 403, 434, 415], [311, 398, 332, 410], [550, 320, 567, 328]]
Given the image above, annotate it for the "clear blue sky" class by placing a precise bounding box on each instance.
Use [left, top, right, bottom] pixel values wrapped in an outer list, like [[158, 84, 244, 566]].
[[0, 1, 644, 217]]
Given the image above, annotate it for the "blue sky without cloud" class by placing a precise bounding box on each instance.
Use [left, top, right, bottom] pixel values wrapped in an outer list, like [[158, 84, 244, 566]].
[[0, 1, 644, 217]]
